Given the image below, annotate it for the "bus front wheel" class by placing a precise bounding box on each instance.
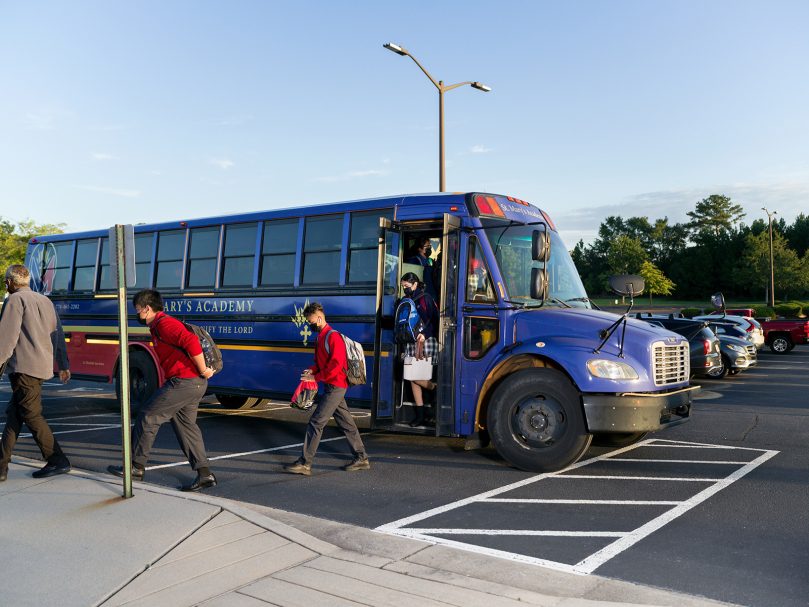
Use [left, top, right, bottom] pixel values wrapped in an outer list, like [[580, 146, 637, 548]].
[[592, 432, 648, 448], [487, 368, 592, 472], [116, 350, 159, 411]]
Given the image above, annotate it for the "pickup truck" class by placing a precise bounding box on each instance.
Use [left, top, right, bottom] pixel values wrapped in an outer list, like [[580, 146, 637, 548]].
[[761, 318, 809, 353]]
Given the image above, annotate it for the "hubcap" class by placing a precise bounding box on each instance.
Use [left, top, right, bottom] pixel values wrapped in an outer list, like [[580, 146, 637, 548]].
[[510, 397, 565, 448]]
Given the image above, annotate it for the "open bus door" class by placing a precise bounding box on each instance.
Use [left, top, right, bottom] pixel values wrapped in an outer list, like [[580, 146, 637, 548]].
[[372, 217, 400, 428], [436, 213, 460, 436]]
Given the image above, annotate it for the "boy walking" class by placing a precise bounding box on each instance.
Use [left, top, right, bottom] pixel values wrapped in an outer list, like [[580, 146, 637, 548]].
[[108, 289, 217, 491], [284, 302, 369, 475]]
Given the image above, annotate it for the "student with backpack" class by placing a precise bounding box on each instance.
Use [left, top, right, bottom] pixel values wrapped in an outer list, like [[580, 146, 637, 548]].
[[396, 272, 439, 427], [108, 289, 218, 492], [283, 302, 370, 475]]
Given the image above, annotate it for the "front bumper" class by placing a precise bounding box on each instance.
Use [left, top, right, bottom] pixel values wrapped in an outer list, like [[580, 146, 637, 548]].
[[582, 386, 697, 433]]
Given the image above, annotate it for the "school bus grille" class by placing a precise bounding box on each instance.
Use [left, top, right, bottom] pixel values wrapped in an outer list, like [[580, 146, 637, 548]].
[[652, 341, 689, 385]]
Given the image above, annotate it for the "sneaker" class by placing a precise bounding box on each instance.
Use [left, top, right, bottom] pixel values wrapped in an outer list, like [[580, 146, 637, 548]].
[[283, 458, 312, 476], [107, 465, 145, 481], [341, 457, 370, 472]]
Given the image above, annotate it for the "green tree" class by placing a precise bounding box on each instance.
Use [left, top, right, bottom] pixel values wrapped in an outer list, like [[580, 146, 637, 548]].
[[0, 217, 65, 296], [606, 235, 647, 274], [686, 194, 746, 243], [785, 212, 809, 257], [736, 230, 806, 302], [639, 260, 675, 305]]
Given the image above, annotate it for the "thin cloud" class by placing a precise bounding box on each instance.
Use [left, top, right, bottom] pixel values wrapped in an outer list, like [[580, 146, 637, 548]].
[[470, 144, 493, 154], [92, 153, 116, 161], [209, 158, 235, 170], [74, 185, 141, 198]]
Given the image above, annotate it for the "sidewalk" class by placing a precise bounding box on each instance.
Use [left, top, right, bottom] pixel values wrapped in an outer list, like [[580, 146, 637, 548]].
[[0, 459, 737, 607]]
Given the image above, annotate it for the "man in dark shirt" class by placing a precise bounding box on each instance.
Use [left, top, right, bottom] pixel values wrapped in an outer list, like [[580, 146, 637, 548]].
[[0, 264, 71, 481], [108, 289, 217, 492], [284, 302, 369, 475]]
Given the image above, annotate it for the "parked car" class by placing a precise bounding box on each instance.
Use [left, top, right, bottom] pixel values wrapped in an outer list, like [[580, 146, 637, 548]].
[[635, 315, 721, 378], [693, 314, 765, 349], [705, 332, 758, 379], [760, 317, 809, 353], [708, 308, 755, 318]]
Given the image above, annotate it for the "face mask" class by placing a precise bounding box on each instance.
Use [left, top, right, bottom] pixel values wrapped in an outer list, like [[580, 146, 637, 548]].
[[137, 317, 148, 326], [308, 322, 321, 333], [403, 287, 414, 297], [425, 246, 432, 257]]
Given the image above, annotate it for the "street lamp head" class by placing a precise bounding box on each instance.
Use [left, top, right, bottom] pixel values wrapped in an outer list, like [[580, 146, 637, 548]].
[[471, 81, 492, 92], [383, 43, 408, 56]]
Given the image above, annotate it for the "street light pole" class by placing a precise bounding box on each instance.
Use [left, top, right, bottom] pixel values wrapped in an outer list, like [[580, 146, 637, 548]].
[[383, 43, 491, 192], [762, 207, 777, 307]]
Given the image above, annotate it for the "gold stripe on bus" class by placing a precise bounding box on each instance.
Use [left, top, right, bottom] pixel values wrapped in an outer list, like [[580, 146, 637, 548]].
[[87, 338, 120, 345], [64, 325, 151, 335], [184, 292, 215, 297], [94, 294, 117, 299]]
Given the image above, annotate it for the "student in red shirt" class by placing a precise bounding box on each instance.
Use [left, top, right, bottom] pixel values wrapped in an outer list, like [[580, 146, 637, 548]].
[[108, 289, 217, 492], [284, 302, 369, 475]]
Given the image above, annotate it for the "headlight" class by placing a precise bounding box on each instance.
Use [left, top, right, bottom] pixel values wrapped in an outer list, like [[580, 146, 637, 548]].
[[728, 344, 746, 353], [587, 359, 639, 380]]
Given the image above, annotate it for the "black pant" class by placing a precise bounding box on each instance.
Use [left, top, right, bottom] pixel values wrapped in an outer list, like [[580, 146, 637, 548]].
[[0, 373, 67, 467], [302, 384, 366, 464], [131, 376, 210, 470]]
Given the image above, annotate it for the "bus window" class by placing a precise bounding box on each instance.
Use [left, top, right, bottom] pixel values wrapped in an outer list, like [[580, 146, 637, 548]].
[[302, 214, 342, 285], [221, 223, 257, 288], [98, 238, 114, 290], [72, 239, 98, 292], [348, 210, 391, 284], [186, 226, 220, 288], [465, 237, 495, 303], [260, 219, 297, 286], [464, 316, 498, 359], [155, 230, 186, 290], [48, 241, 73, 292], [134, 233, 154, 288]]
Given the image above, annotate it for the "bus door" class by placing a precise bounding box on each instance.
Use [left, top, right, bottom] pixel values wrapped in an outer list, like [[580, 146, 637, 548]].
[[372, 218, 401, 428], [436, 213, 461, 436]]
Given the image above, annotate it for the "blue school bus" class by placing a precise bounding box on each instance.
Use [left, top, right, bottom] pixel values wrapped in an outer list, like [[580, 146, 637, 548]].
[[24, 192, 694, 471]]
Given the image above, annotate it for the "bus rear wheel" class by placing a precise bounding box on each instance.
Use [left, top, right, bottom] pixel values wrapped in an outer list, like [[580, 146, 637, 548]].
[[216, 395, 267, 409], [116, 350, 158, 412], [487, 368, 592, 472]]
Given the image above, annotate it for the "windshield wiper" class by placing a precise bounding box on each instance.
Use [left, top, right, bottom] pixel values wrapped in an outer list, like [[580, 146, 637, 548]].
[[565, 297, 602, 310]]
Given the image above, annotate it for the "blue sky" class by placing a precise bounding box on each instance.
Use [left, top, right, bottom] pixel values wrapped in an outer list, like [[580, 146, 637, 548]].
[[1, 0, 807, 246]]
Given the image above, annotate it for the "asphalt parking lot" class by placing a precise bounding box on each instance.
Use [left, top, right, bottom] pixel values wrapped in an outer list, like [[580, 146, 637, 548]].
[[2, 348, 808, 606]]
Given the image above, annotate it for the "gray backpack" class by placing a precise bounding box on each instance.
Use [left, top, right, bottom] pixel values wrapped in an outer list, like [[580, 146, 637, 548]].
[[324, 329, 367, 386]]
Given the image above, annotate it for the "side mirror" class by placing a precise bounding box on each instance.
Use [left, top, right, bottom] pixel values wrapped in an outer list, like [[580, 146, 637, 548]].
[[532, 227, 550, 261], [711, 292, 725, 310], [530, 267, 548, 300], [609, 274, 645, 297]]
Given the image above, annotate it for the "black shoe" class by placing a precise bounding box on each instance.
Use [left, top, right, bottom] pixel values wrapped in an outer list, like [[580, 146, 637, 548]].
[[0, 466, 7, 482], [32, 461, 71, 479], [107, 465, 145, 480], [283, 458, 312, 476], [341, 457, 371, 472], [181, 472, 217, 492], [409, 408, 426, 427]]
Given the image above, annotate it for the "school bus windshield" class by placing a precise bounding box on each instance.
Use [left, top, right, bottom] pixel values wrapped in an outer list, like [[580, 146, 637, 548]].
[[482, 221, 590, 308]]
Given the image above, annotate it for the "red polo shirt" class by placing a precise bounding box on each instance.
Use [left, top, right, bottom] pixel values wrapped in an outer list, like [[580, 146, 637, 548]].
[[150, 312, 203, 380], [308, 324, 348, 388]]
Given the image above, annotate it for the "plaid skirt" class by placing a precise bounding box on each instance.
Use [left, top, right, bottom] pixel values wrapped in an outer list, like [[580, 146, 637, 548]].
[[404, 337, 439, 362]]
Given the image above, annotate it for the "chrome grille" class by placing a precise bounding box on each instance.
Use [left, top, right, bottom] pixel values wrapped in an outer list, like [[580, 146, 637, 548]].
[[652, 341, 689, 386], [746, 345, 757, 357]]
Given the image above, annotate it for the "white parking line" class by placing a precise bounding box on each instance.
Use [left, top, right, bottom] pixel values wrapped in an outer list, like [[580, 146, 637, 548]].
[[376, 439, 779, 575]]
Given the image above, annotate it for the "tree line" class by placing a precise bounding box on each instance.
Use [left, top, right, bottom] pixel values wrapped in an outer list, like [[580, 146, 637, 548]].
[[570, 195, 809, 303]]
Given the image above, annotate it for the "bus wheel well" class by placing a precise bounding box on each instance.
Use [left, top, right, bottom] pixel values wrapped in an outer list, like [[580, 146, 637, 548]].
[[476, 354, 576, 433], [114, 345, 160, 410]]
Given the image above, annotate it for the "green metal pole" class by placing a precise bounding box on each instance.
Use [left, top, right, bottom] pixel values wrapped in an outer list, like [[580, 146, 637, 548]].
[[115, 225, 133, 498]]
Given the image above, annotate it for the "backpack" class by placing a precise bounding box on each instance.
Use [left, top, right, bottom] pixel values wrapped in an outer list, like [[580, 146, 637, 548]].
[[324, 329, 367, 386], [394, 297, 424, 345], [183, 322, 224, 375], [154, 316, 223, 375]]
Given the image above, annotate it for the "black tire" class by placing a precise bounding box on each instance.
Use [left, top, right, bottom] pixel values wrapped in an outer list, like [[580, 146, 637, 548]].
[[706, 355, 728, 379], [487, 368, 592, 472], [769, 335, 792, 354], [115, 350, 159, 411], [592, 432, 648, 448], [216, 394, 267, 409]]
